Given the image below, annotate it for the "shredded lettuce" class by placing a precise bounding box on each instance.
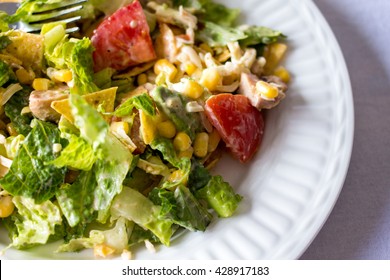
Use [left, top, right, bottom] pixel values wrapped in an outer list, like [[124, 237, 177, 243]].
[[8, 196, 62, 249], [196, 21, 247, 47], [196, 175, 242, 218], [114, 93, 156, 117], [0, 120, 67, 203], [239, 25, 286, 47]]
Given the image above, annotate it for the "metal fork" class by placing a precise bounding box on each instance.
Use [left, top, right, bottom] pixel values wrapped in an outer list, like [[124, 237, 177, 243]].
[[1, 0, 87, 33]]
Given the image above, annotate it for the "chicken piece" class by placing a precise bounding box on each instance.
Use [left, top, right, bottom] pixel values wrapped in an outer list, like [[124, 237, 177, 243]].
[[29, 87, 68, 122], [238, 72, 286, 110]]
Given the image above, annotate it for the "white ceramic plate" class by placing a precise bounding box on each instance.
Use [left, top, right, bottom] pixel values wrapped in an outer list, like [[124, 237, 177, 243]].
[[0, 0, 354, 259]]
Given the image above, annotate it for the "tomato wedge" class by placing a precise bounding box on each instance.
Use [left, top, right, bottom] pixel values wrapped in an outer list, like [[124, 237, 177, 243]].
[[91, 0, 156, 72], [205, 94, 264, 163]]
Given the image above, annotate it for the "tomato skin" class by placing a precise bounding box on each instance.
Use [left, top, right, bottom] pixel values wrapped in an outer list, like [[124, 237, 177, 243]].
[[91, 1, 156, 72], [205, 94, 264, 163]]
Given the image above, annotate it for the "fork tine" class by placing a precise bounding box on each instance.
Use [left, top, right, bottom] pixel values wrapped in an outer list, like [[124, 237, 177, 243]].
[[30, 0, 87, 14], [19, 16, 82, 34], [25, 5, 84, 23]]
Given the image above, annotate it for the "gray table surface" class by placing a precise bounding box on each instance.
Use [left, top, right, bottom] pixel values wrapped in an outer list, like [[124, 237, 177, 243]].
[[301, 0, 390, 260]]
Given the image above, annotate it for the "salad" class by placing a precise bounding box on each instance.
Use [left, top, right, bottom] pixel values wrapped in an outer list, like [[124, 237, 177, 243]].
[[0, 0, 289, 258]]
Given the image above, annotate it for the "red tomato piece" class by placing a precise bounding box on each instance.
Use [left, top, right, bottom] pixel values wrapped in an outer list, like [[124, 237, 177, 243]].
[[205, 94, 264, 163], [91, 0, 156, 72]]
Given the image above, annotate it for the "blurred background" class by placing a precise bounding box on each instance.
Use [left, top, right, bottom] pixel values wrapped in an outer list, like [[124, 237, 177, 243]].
[[301, 0, 390, 259]]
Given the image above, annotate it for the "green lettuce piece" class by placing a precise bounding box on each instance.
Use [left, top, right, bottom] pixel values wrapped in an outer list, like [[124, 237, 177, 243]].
[[239, 25, 286, 47], [56, 171, 96, 228], [199, 0, 239, 27], [56, 230, 104, 253], [114, 93, 156, 117], [4, 86, 33, 136], [69, 93, 108, 152], [188, 159, 211, 192], [8, 196, 62, 249], [0, 12, 10, 32], [111, 187, 173, 246], [196, 175, 242, 218], [49, 134, 96, 171], [4, 134, 25, 159], [0, 120, 67, 203], [150, 137, 181, 167], [196, 21, 247, 47], [129, 224, 160, 246], [151, 86, 202, 140], [149, 185, 212, 231], [0, 35, 12, 50], [42, 24, 99, 94], [0, 60, 11, 87]]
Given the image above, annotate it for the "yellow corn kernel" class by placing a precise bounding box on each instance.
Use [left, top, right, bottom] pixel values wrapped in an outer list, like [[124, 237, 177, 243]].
[[54, 69, 73, 82], [263, 43, 288, 74], [32, 78, 51, 91], [154, 59, 178, 81], [193, 132, 209, 158], [168, 169, 188, 185], [15, 68, 35, 84], [137, 73, 148, 85], [184, 63, 197, 76], [178, 146, 194, 159], [6, 123, 18, 136], [273, 66, 291, 83], [173, 132, 192, 152], [0, 196, 15, 218], [256, 80, 279, 99], [179, 79, 204, 99], [208, 129, 221, 152], [199, 68, 221, 92], [139, 110, 158, 145], [157, 120, 176, 139], [94, 244, 115, 258], [110, 121, 130, 135]]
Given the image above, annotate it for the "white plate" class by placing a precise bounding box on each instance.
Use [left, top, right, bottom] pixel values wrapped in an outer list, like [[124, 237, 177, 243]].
[[0, 0, 354, 259]]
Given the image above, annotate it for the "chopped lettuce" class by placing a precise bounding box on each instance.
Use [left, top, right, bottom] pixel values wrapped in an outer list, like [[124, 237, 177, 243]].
[[239, 25, 286, 47], [111, 187, 173, 246], [0, 34, 12, 50], [149, 185, 212, 231], [0, 120, 67, 203], [42, 24, 99, 94], [4, 86, 33, 136], [196, 21, 247, 47], [196, 175, 242, 218], [49, 133, 96, 171], [56, 171, 96, 228], [114, 93, 156, 117], [8, 196, 62, 249], [0, 60, 11, 87], [188, 159, 211, 192]]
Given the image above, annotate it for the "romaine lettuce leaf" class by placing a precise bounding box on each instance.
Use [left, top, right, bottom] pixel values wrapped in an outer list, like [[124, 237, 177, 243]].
[[49, 134, 96, 171], [188, 159, 211, 192], [0, 34, 12, 50], [4, 86, 33, 136], [8, 196, 62, 249], [239, 25, 286, 47], [0, 60, 11, 87], [149, 185, 212, 231], [111, 187, 173, 246], [56, 171, 96, 228], [114, 93, 156, 117], [0, 120, 67, 203], [196, 175, 242, 218], [196, 21, 246, 47]]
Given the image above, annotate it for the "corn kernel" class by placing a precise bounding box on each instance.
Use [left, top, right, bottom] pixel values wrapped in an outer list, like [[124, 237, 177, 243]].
[[139, 110, 158, 145], [208, 129, 221, 152], [273, 66, 291, 83], [173, 132, 192, 152], [178, 146, 194, 159], [137, 73, 148, 85], [199, 43, 213, 54], [54, 69, 73, 82], [157, 120, 176, 139], [111, 121, 130, 135], [193, 132, 209, 158], [0, 196, 15, 218], [94, 244, 115, 258], [184, 63, 197, 75], [178, 79, 204, 99], [199, 68, 221, 92], [154, 59, 178, 81], [32, 78, 51, 91], [263, 43, 288, 74], [168, 169, 187, 184], [15, 68, 34, 84], [256, 80, 279, 99]]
